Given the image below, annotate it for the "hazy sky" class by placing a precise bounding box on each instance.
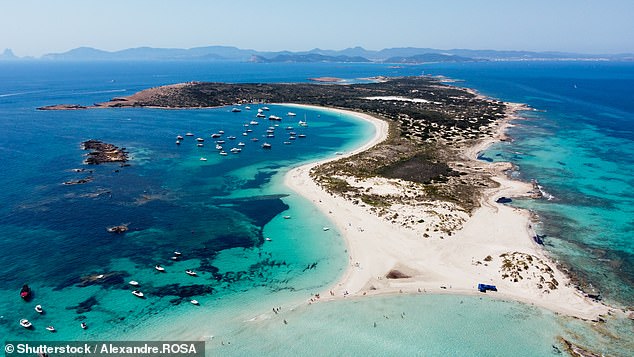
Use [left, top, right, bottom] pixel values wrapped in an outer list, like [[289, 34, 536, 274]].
[[2, 0, 633, 57]]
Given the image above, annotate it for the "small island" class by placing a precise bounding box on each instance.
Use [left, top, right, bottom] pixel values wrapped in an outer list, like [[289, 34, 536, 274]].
[[82, 139, 129, 165]]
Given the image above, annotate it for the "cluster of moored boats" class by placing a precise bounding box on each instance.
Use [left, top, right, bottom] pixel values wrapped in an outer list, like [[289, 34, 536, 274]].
[[17, 284, 66, 332], [175, 106, 309, 161], [18, 250, 204, 332], [128, 251, 201, 305]]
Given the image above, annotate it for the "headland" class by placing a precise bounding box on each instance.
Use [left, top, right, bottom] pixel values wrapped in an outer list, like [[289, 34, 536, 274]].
[[40, 76, 624, 321]]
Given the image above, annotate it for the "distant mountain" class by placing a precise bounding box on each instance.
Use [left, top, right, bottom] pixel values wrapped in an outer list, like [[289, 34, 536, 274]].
[[250, 53, 371, 63], [383, 53, 478, 64], [0, 48, 18, 60], [25, 45, 634, 62]]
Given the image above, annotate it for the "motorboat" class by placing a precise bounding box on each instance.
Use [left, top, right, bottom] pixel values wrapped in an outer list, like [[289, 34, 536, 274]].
[[199, 157, 207, 161], [230, 148, 242, 153], [218, 130, 225, 134], [20, 284, 32, 300], [265, 237, 272, 241], [216, 140, 226, 144], [245, 106, 251, 110], [176, 140, 181, 145], [250, 120, 259, 125], [215, 144, 223, 150], [190, 300, 199, 305], [285, 126, 294, 130], [176, 135, 184, 140], [298, 134, 307, 138], [35, 305, 43, 313], [155, 265, 165, 272], [174, 251, 182, 256], [197, 143, 204, 147], [171, 256, 179, 260], [251, 138, 259, 142], [20, 319, 32, 328], [268, 115, 282, 120], [185, 133, 194, 136], [132, 290, 144, 298], [256, 113, 265, 118], [81, 322, 87, 329], [196, 137, 204, 142], [129, 280, 139, 286], [298, 120, 308, 127], [262, 143, 272, 149], [46, 326, 56, 332], [227, 136, 236, 140], [238, 142, 245, 147], [185, 270, 198, 277], [283, 216, 291, 219], [231, 108, 241, 112], [262, 106, 270, 111], [287, 112, 297, 116], [211, 133, 222, 138], [323, 227, 330, 231], [283, 141, 291, 145], [219, 151, 228, 156]]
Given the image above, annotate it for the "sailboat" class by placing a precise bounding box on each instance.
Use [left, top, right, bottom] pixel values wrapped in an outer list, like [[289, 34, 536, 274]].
[[298, 114, 308, 127]]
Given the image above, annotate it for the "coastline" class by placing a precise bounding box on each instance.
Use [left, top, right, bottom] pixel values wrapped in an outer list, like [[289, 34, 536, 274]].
[[283, 103, 614, 321]]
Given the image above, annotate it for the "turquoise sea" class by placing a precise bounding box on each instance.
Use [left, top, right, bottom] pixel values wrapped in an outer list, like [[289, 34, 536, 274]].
[[0, 61, 632, 355]]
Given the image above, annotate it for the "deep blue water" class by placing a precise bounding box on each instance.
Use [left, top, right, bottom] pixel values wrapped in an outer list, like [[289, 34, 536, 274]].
[[1, 60, 632, 342]]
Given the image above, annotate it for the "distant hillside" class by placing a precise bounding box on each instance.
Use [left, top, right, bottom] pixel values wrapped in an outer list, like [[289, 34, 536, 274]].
[[250, 53, 371, 63], [16, 45, 633, 62], [383, 53, 478, 64]]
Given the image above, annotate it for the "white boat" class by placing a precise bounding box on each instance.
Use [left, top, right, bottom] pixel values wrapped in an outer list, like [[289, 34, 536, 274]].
[[250, 120, 259, 125], [216, 140, 226, 144], [285, 126, 294, 130], [283, 216, 291, 219], [251, 138, 259, 142], [211, 133, 222, 138], [196, 137, 204, 142], [199, 157, 207, 161], [35, 305, 43, 313], [218, 130, 225, 134], [265, 237, 272, 241], [219, 151, 228, 156], [176, 140, 181, 145], [245, 106, 251, 110], [238, 142, 245, 147], [242, 132, 248, 136], [215, 144, 223, 150], [323, 227, 330, 231], [81, 322, 87, 329], [262, 143, 272, 149], [288, 136, 296, 140], [230, 148, 242, 153], [185, 133, 194, 136], [231, 108, 241, 112], [257, 108, 263, 113], [132, 290, 144, 298], [20, 319, 32, 328], [129, 280, 139, 286], [283, 141, 291, 145], [246, 129, 253, 132], [298, 134, 306, 138], [256, 113, 265, 118], [191, 300, 199, 305], [262, 106, 270, 111], [155, 265, 165, 272], [171, 256, 179, 260], [287, 112, 297, 116], [197, 143, 204, 147], [185, 270, 198, 276], [227, 136, 236, 140], [174, 251, 182, 256], [268, 115, 282, 120], [46, 326, 56, 332], [176, 135, 184, 140]]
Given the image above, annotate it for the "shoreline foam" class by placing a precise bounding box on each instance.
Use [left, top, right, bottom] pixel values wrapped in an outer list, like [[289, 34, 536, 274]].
[[283, 102, 614, 321]]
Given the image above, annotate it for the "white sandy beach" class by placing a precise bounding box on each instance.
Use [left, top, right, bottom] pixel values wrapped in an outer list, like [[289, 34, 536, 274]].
[[284, 103, 613, 320]]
